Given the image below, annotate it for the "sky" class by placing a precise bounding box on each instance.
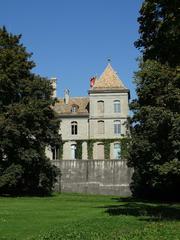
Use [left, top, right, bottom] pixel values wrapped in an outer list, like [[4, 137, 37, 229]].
[[0, 0, 143, 99]]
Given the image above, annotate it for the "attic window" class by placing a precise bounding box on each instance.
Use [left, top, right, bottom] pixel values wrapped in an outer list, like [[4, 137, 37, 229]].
[[71, 105, 79, 113]]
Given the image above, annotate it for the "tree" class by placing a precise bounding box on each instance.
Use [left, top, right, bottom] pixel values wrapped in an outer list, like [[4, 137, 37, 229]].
[[135, 0, 180, 67], [128, 0, 180, 200], [0, 27, 61, 195]]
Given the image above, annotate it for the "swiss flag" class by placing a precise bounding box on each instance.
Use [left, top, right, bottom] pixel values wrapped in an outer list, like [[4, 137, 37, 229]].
[[90, 77, 96, 88]]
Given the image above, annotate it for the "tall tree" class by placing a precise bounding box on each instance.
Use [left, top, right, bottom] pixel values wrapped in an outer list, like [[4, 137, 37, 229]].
[[128, 0, 180, 199], [135, 0, 180, 67], [0, 27, 60, 195]]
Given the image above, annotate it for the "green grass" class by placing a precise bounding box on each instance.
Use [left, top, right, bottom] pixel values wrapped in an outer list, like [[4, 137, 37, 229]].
[[0, 193, 180, 240]]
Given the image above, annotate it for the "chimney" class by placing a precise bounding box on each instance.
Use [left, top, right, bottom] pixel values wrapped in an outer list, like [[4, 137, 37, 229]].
[[50, 77, 57, 98], [64, 89, 70, 104]]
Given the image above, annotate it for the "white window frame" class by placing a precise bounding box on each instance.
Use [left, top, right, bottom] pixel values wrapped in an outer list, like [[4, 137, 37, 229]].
[[71, 144, 77, 159], [71, 105, 78, 113], [71, 121, 78, 135], [113, 143, 121, 159], [114, 100, 120, 113], [114, 120, 121, 135]]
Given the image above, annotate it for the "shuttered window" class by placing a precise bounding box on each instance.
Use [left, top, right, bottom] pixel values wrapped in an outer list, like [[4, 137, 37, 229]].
[[97, 100, 104, 113], [98, 120, 104, 134]]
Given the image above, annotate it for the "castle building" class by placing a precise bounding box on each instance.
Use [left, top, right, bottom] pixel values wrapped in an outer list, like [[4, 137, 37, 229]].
[[47, 63, 130, 160]]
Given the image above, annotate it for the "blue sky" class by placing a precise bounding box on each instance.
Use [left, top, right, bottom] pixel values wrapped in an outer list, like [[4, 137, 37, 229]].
[[1, 0, 143, 99]]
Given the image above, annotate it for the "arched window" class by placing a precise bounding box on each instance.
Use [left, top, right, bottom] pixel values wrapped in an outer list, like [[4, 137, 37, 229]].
[[52, 148, 56, 160], [97, 100, 104, 113], [114, 100, 120, 113], [113, 143, 121, 159], [114, 120, 121, 134], [71, 121, 78, 135], [97, 143, 104, 159], [51, 146, 60, 160], [98, 120, 104, 134], [71, 144, 77, 159]]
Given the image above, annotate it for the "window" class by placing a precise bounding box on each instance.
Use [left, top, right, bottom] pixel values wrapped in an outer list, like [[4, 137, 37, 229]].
[[114, 100, 120, 113], [52, 146, 60, 160], [97, 143, 104, 159], [98, 120, 104, 134], [71, 104, 79, 113], [113, 143, 121, 159], [71, 121, 78, 135], [97, 100, 104, 114], [114, 120, 121, 134], [71, 106, 76, 113], [71, 144, 77, 159]]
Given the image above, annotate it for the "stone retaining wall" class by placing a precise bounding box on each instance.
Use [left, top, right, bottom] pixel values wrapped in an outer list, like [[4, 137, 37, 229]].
[[52, 160, 133, 196]]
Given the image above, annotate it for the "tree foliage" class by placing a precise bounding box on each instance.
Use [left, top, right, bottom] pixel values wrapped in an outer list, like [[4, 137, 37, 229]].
[[135, 0, 180, 67], [128, 1, 180, 199], [0, 27, 60, 195]]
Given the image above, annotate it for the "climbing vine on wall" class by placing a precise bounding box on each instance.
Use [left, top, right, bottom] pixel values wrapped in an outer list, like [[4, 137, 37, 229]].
[[120, 138, 130, 159], [87, 140, 94, 160], [59, 138, 130, 160], [58, 142, 64, 160], [86, 138, 130, 160], [103, 140, 112, 159], [75, 140, 83, 159]]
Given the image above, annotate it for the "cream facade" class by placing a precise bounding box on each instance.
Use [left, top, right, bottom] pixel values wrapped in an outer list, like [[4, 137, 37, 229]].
[[47, 63, 130, 160]]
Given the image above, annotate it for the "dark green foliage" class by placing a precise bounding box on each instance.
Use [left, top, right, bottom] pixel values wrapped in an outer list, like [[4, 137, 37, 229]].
[[57, 142, 64, 160], [0, 27, 61, 195], [104, 140, 111, 159], [129, 1, 180, 200], [121, 138, 130, 159], [75, 140, 83, 159], [87, 140, 94, 159], [135, 0, 180, 67], [129, 61, 180, 199]]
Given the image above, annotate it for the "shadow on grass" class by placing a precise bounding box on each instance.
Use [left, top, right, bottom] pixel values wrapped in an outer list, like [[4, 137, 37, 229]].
[[100, 198, 180, 221]]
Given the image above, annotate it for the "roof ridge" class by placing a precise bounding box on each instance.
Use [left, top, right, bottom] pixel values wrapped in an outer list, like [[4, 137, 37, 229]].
[[97, 63, 113, 81], [57, 96, 89, 100], [70, 96, 89, 99]]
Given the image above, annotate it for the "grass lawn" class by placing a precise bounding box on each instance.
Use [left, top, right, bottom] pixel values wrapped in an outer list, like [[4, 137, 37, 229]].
[[0, 193, 180, 240]]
